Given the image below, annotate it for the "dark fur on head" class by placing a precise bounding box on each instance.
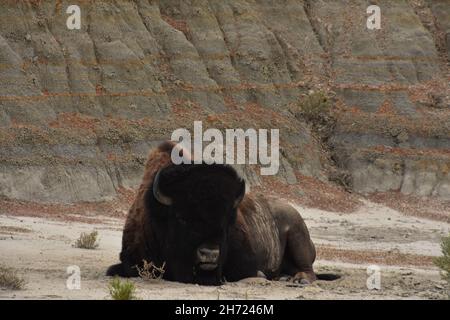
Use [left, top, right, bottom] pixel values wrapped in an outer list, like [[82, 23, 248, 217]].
[[145, 163, 245, 285]]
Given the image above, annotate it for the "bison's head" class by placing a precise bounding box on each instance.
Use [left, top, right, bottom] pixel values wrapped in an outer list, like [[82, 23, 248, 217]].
[[147, 163, 245, 285]]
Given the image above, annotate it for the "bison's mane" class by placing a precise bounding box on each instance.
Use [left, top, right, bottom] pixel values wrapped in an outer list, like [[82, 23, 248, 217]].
[[120, 141, 185, 265]]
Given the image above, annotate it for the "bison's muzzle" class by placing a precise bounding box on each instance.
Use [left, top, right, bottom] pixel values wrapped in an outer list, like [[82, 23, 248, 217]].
[[196, 244, 220, 271]]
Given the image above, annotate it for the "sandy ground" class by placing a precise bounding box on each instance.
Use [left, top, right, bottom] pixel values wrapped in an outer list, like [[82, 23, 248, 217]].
[[0, 199, 449, 300]]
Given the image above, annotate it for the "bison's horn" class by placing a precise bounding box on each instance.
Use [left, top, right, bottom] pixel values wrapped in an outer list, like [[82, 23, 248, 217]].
[[153, 169, 173, 206]]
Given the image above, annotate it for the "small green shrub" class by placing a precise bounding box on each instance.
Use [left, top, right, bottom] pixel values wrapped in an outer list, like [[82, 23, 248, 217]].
[[290, 90, 335, 140], [0, 266, 26, 290], [74, 230, 99, 249], [294, 91, 332, 123], [108, 277, 137, 300], [434, 235, 450, 282]]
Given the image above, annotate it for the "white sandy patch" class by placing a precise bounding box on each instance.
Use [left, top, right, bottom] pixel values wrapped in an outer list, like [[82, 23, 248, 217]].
[[0, 199, 448, 300]]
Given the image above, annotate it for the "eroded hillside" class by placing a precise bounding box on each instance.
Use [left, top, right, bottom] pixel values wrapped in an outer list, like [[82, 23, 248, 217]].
[[0, 0, 449, 208]]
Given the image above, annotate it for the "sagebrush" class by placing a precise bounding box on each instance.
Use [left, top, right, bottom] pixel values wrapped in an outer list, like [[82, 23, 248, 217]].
[[292, 90, 332, 124], [434, 235, 450, 282], [108, 277, 137, 300], [74, 230, 99, 249], [0, 266, 26, 290], [290, 90, 336, 140]]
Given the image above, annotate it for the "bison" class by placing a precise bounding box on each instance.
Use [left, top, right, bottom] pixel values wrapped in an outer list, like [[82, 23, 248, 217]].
[[107, 141, 336, 285]]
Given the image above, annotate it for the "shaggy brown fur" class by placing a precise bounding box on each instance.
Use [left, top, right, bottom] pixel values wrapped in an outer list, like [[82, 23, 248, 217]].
[[120, 141, 174, 261], [107, 141, 337, 284]]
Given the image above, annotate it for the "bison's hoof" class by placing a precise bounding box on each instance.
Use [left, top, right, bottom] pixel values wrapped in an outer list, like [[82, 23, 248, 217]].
[[256, 271, 267, 279], [278, 276, 292, 282], [292, 278, 311, 286], [298, 278, 311, 285]]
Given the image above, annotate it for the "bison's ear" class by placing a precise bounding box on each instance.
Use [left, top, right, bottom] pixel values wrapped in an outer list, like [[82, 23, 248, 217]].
[[233, 178, 246, 209], [153, 169, 173, 206]]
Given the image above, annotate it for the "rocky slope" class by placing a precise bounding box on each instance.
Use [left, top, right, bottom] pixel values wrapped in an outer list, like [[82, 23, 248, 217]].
[[0, 0, 449, 204]]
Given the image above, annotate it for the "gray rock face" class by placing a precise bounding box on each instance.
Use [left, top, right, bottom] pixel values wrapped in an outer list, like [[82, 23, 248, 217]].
[[0, 0, 449, 203]]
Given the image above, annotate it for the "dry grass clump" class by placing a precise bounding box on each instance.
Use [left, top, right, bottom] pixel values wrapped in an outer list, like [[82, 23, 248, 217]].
[[136, 260, 166, 281], [0, 266, 26, 290], [74, 230, 99, 249]]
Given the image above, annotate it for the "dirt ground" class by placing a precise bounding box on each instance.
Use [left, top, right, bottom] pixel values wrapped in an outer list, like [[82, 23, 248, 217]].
[[0, 199, 448, 300]]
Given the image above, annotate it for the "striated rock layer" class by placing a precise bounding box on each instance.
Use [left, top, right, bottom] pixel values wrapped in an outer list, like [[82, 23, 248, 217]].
[[0, 0, 448, 203]]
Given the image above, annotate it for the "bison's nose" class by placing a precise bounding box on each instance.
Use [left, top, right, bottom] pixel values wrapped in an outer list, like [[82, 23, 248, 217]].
[[196, 245, 220, 270]]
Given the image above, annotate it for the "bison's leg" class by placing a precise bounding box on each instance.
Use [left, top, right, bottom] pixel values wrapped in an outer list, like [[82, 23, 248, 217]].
[[285, 221, 317, 283], [106, 259, 139, 277], [106, 263, 125, 276], [271, 201, 317, 283], [279, 247, 317, 284], [223, 225, 259, 282]]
